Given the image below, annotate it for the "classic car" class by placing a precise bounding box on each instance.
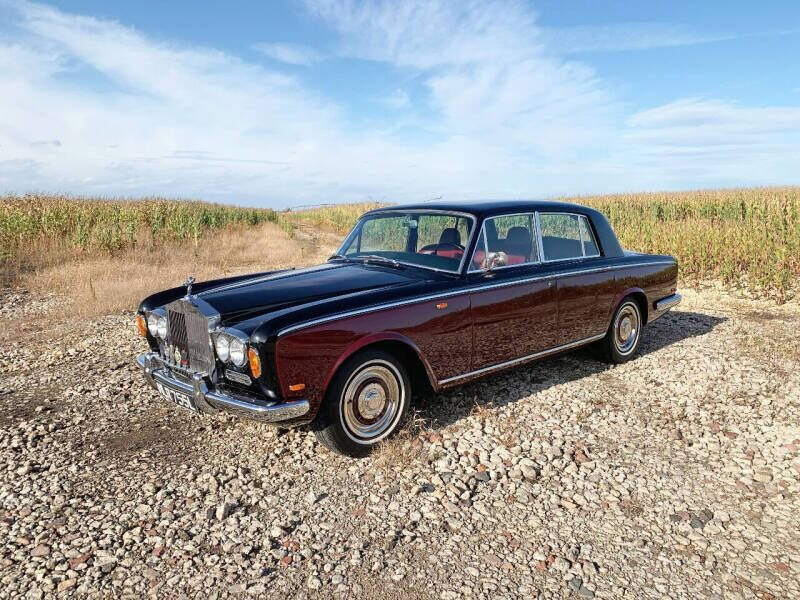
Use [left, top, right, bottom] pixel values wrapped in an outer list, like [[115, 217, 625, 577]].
[[136, 200, 680, 456]]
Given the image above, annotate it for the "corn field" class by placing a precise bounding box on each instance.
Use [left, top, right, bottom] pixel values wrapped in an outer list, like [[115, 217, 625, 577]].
[[2, 188, 798, 301], [572, 188, 800, 302]]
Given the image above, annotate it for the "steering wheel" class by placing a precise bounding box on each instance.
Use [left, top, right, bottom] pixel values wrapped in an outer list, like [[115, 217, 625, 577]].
[[419, 242, 464, 256]]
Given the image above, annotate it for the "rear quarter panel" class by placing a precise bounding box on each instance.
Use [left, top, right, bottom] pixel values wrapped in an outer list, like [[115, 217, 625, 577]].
[[611, 259, 678, 323]]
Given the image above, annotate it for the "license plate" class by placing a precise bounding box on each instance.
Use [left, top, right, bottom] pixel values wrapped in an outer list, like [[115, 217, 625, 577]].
[[156, 382, 198, 412]]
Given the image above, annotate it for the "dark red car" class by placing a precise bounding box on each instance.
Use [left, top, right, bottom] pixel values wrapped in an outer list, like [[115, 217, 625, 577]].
[[136, 200, 680, 456]]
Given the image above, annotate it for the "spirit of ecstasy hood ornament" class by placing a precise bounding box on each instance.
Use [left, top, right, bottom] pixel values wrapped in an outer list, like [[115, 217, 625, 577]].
[[184, 275, 195, 297]]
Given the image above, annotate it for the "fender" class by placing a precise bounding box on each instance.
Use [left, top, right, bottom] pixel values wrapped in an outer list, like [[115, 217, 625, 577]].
[[322, 331, 438, 392], [609, 286, 647, 326]]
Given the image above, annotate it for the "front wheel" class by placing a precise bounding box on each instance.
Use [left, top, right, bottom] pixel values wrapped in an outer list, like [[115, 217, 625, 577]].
[[312, 349, 410, 457], [600, 298, 643, 364]]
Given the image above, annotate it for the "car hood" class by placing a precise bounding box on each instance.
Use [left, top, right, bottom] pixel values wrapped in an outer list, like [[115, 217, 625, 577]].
[[195, 262, 421, 324]]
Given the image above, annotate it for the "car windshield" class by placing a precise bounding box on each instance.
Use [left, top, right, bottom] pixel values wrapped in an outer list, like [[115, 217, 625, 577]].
[[336, 211, 475, 273]]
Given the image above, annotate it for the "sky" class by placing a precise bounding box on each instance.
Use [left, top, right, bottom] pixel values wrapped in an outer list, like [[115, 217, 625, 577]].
[[0, 0, 799, 207]]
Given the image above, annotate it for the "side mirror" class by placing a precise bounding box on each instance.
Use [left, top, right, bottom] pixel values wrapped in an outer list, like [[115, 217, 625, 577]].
[[483, 251, 508, 272]]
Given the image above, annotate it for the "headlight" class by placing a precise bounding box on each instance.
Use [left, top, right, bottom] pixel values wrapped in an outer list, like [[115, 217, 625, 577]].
[[229, 338, 246, 367], [215, 335, 230, 362], [156, 315, 167, 339], [146, 311, 167, 339], [147, 313, 159, 337]]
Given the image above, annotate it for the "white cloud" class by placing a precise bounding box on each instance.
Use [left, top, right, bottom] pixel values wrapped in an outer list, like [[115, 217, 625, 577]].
[[539, 23, 733, 54], [304, 0, 615, 153], [0, 1, 799, 204], [252, 42, 324, 66], [623, 98, 800, 184]]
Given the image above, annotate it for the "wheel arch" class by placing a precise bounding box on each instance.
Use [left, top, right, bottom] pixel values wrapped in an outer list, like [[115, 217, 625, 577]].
[[322, 333, 437, 397], [610, 287, 649, 327]]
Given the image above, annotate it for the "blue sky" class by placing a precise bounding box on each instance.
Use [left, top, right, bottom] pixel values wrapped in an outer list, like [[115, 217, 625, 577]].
[[0, 0, 799, 207]]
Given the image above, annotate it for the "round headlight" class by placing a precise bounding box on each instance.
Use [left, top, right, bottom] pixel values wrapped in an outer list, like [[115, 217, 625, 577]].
[[147, 313, 159, 337], [229, 338, 247, 367], [156, 314, 167, 339], [215, 335, 230, 362]]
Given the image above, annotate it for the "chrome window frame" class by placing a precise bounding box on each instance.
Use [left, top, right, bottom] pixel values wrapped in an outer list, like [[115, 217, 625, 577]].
[[467, 211, 541, 273], [536, 211, 603, 263], [337, 209, 478, 275]]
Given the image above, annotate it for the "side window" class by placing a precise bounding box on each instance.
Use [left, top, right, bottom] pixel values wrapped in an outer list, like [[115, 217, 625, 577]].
[[579, 216, 600, 257], [470, 214, 537, 269], [539, 213, 583, 261], [354, 216, 407, 253], [416, 215, 471, 250]]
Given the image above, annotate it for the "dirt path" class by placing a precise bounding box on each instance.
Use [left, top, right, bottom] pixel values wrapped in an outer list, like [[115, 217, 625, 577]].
[[0, 226, 798, 599]]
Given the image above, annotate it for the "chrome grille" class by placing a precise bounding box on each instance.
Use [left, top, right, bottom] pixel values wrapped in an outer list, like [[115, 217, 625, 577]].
[[166, 299, 215, 375]]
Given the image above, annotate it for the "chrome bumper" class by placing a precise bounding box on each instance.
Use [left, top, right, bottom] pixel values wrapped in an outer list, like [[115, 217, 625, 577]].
[[654, 293, 682, 312], [136, 352, 309, 423]]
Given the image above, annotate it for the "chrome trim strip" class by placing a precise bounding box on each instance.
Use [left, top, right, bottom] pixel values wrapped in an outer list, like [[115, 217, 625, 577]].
[[438, 332, 607, 385], [277, 260, 677, 337], [337, 209, 478, 275], [654, 293, 682, 312], [136, 353, 309, 423]]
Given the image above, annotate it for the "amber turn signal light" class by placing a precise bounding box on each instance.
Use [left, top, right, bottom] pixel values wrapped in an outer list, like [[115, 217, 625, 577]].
[[289, 383, 306, 392], [248, 348, 262, 378], [136, 314, 147, 337]]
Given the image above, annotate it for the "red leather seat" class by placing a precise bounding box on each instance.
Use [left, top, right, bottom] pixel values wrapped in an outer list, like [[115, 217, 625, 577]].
[[472, 226, 532, 268], [420, 228, 464, 258]]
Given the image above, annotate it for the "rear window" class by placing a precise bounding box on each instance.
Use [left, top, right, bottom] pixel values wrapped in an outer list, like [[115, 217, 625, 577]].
[[540, 213, 582, 260], [539, 213, 601, 260]]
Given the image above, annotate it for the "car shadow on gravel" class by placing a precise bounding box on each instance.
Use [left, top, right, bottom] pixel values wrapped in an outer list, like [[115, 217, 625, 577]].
[[415, 310, 727, 428]]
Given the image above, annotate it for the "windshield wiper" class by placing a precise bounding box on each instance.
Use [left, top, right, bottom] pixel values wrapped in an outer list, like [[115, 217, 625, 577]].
[[354, 255, 403, 269], [327, 253, 351, 262]]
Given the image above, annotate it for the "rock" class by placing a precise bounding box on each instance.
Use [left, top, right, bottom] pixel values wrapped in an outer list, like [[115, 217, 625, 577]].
[[30, 545, 50, 558], [552, 557, 571, 572], [307, 576, 322, 590], [306, 488, 322, 505], [216, 500, 237, 521]]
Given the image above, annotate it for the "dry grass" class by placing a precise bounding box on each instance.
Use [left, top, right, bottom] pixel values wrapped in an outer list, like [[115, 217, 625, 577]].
[[20, 222, 317, 319], [370, 410, 433, 472], [0, 193, 295, 285], [284, 202, 384, 235]]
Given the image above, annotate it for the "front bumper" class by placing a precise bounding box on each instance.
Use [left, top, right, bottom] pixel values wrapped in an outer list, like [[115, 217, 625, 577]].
[[136, 352, 309, 424]]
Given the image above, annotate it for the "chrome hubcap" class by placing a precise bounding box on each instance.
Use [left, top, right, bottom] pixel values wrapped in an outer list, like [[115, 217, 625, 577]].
[[341, 361, 404, 443], [614, 303, 640, 355]]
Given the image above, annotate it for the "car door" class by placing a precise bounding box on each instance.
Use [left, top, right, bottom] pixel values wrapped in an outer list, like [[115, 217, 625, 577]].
[[467, 214, 558, 371], [537, 212, 615, 344]]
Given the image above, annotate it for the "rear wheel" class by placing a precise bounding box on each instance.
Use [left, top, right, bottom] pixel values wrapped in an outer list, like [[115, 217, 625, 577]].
[[312, 349, 410, 457], [600, 298, 643, 364]]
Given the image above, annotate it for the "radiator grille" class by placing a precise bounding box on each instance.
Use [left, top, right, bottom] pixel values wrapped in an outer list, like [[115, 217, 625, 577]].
[[166, 299, 215, 375]]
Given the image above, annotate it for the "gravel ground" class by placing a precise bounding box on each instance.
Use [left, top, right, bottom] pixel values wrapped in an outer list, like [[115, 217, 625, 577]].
[[1, 285, 799, 599]]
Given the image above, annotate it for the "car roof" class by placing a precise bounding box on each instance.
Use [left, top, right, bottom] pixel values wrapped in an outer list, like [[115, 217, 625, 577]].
[[363, 198, 595, 219]]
